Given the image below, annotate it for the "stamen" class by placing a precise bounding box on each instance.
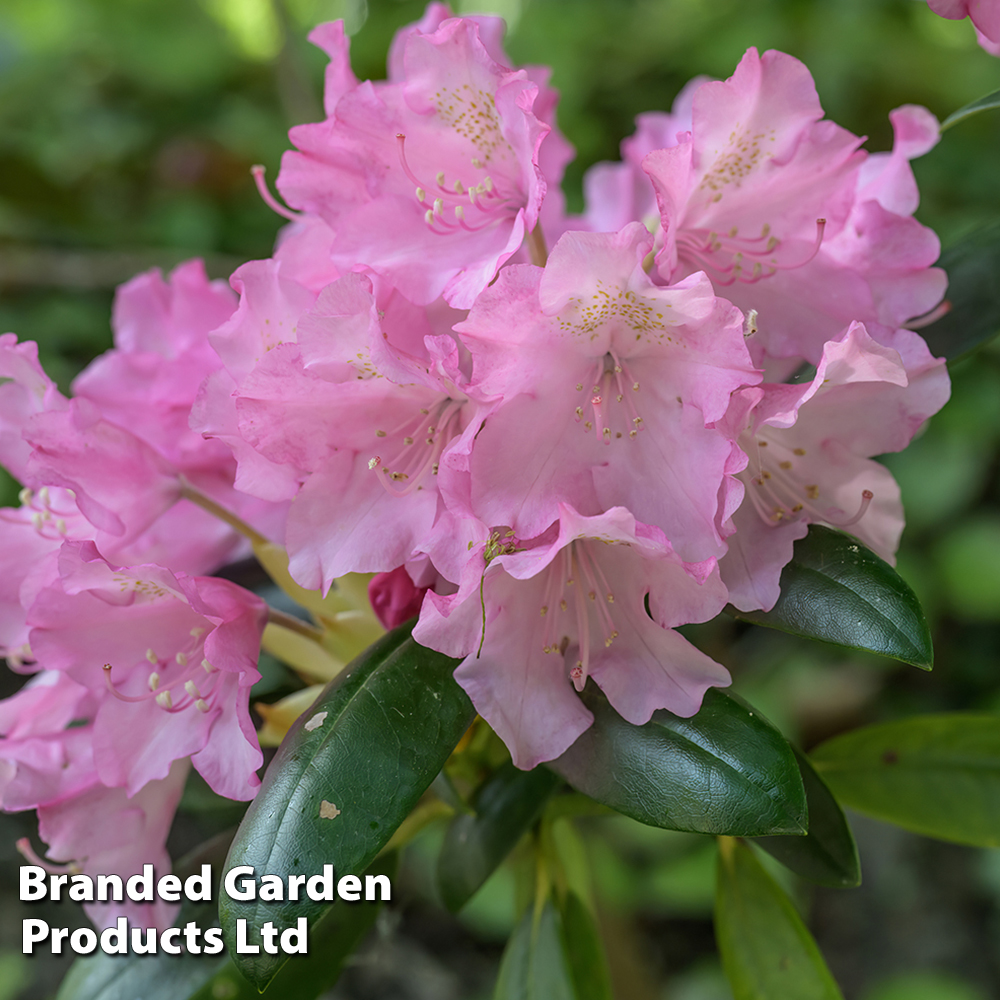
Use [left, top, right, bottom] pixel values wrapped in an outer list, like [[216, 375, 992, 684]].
[[103, 664, 151, 703], [17, 839, 73, 875], [838, 489, 874, 527], [250, 165, 301, 222], [155, 691, 173, 710]]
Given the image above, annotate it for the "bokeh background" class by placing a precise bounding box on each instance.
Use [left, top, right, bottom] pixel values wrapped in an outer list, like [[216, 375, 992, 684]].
[[1, 0, 999, 997]]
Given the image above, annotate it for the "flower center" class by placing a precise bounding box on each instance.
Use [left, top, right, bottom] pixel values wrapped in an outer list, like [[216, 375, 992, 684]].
[[0, 486, 80, 540], [572, 352, 644, 444], [396, 134, 519, 235], [538, 541, 619, 691], [675, 219, 826, 286], [741, 429, 873, 529], [102, 628, 218, 715], [368, 396, 464, 497]]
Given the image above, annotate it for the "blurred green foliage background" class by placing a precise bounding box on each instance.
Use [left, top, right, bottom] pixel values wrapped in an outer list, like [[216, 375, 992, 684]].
[[1, 0, 999, 998]]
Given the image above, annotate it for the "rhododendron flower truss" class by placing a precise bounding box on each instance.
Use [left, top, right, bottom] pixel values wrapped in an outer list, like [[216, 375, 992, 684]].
[[276, 9, 569, 306], [638, 49, 945, 365], [415, 506, 730, 770], [28, 542, 266, 800], [719, 322, 950, 612], [455, 223, 756, 563]]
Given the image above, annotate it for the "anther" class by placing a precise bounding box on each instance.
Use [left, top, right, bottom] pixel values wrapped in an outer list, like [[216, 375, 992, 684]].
[[155, 691, 173, 710], [184, 680, 200, 698], [18, 487, 32, 506], [202, 659, 215, 673], [195, 699, 210, 713], [415, 187, 426, 202], [369, 456, 382, 470], [175, 652, 188, 666], [148, 672, 160, 691], [146, 648, 158, 664]]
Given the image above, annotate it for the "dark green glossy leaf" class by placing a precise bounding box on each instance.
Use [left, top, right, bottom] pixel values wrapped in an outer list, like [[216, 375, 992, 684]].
[[192, 853, 398, 1000], [754, 748, 861, 888], [221, 622, 474, 989], [55, 908, 226, 1000], [919, 219, 1000, 361], [731, 525, 933, 669], [716, 838, 844, 1000], [439, 762, 561, 912], [495, 901, 575, 1000], [556, 891, 612, 1000], [55, 835, 234, 1000], [940, 88, 1000, 131], [550, 685, 807, 836], [810, 714, 1000, 846]]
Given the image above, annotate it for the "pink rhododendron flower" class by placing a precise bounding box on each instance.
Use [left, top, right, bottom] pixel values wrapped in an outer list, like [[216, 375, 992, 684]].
[[73, 260, 236, 471], [0, 335, 68, 481], [276, 10, 568, 306], [635, 49, 945, 364], [0, 671, 97, 811], [719, 322, 950, 612], [37, 760, 189, 931], [197, 263, 486, 590], [582, 76, 706, 234], [368, 566, 428, 630], [928, 0, 1000, 53], [0, 488, 93, 666], [415, 505, 730, 769], [28, 542, 266, 800], [2, 263, 284, 573], [453, 223, 757, 562], [0, 672, 185, 930]]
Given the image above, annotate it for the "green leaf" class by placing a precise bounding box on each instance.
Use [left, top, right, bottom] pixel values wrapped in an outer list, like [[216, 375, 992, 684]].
[[919, 219, 1000, 361], [220, 621, 475, 989], [556, 891, 613, 1000], [192, 854, 398, 1000], [730, 525, 933, 669], [754, 748, 861, 888], [55, 909, 227, 1000], [549, 685, 807, 836], [439, 762, 561, 912], [715, 838, 844, 1000], [940, 88, 1000, 131], [495, 901, 576, 1000], [810, 714, 1000, 847]]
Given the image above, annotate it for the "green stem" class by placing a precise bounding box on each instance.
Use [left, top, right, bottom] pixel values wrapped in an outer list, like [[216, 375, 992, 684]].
[[178, 475, 269, 546]]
